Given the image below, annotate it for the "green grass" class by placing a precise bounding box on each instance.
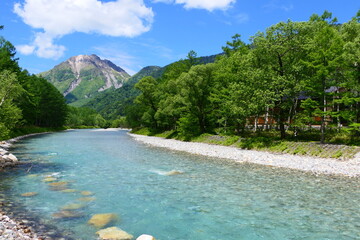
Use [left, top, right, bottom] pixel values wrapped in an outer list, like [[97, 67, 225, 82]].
[[131, 127, 360, 160]]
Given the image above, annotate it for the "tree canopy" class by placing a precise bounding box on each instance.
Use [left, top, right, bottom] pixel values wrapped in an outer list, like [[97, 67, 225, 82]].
[[129, 10, 360, 143], [0, 26, 68, 139]]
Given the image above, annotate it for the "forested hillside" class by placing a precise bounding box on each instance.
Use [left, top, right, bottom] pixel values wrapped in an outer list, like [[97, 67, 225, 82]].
[[130, 11, 360, 143], [0, 26, 67, 140], [84, 53, 219, 120]]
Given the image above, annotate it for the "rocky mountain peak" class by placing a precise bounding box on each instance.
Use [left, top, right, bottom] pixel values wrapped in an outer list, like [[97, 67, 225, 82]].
[[40, 54, 131, 106]]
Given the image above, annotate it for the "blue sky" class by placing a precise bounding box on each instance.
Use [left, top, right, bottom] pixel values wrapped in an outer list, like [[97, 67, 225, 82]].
[[1, 0, 359, 75]]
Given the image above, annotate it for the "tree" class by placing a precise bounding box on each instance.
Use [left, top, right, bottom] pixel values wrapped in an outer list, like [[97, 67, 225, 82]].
[[134, 76, 160, 128], [214, 40, 270, 134], [154, 51, 202, 130], [251, 20, 308, 138], [222, 34, 247, 57], [0, 70, 24, 139], [302, 11, 344, 143], [339, 10, 360, 125], [175, 63, 216, 137]]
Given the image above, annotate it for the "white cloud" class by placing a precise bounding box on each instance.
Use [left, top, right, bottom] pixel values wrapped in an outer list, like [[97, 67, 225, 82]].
[[13, 0, 154, 59], [33, 32, 66, 59], [153, 0, 236, 11], [16, 44, 35, 55]]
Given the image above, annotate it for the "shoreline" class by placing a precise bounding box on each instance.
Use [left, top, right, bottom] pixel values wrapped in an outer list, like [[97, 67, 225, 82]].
[[129, 133, 360, 177], [0, 132, 68, 240], [0, 132, 51, 169]]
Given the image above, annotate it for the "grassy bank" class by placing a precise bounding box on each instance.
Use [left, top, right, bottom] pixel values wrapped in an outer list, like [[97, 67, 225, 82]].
[[131, 128, 360, 160]]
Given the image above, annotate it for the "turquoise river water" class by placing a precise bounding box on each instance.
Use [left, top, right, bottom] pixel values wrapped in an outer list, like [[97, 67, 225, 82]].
[[0, 129, 359, 239]]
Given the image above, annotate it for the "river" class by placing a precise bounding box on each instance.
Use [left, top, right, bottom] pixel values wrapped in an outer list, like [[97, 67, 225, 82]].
[[0, 129, 359, 239]]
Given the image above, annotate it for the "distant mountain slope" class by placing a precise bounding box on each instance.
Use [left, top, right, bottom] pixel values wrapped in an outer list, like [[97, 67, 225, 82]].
[[84, 65, 162, 119], [39, 54, 130, 106], [84, 54, 220, 119]]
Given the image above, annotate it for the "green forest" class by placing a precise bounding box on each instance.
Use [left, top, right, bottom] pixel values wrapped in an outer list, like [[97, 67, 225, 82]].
[[0, 25, 68, 140], [128, 11, 360, 145]]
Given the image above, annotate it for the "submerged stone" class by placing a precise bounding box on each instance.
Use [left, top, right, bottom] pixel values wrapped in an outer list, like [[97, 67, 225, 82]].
[[60, 189, 77, 193], [81, 191, 94, 196], [136, 234, 156, 240], [96, 227, 133, 240], [21, 192, 38, 197], [88, 213, 118, 228], [77, 197, 96, 202], [26, 174, 38, 178], [43, 177, 57, 182], [164, 170, 184, 176], [48, 181, 68, 187], [49, 185, 68, 191], [52, 210, 84, 219], [61, 203, 86, 210]]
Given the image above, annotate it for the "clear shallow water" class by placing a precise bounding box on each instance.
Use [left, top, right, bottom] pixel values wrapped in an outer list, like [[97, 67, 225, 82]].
[[0, 129, 359, 239]]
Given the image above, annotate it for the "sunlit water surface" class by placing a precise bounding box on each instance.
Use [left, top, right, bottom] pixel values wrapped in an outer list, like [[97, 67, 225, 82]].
[[0, 129, 359, 239]]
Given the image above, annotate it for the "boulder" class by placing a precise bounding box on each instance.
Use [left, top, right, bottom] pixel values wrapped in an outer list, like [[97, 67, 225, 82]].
[[7, 154, 18, 162], [96, 227, 133, 240], [136, 234, 156, 240], [0, 149, 7, 155], [88, 213, 118, 228]]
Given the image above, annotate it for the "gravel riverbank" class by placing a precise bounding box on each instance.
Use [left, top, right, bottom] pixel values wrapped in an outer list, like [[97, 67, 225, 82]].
[[129, 133, 360, 177]]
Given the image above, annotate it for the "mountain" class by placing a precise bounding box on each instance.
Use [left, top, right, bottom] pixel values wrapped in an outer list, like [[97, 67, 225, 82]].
[[39, 54, 130, 106], [84, 54, 220, 119]]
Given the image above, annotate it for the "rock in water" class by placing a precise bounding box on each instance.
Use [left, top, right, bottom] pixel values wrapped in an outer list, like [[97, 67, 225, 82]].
[[80, 191, 94, 196], [136, 234, 156, 240], [88, 213, 118, 228], [164, 170, 183, 176], [7, 153, 18, 162], [21, 192, 38, 197], [77, 197, 96, 202], [48, 181, 69, 191], [60, 189, 77, 193], [61, 203, 86, 210], [52, 210, 84, 219], [43, 177, 57, 182], [48, 181, 68, 187], [96, 227, 133, 240]]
